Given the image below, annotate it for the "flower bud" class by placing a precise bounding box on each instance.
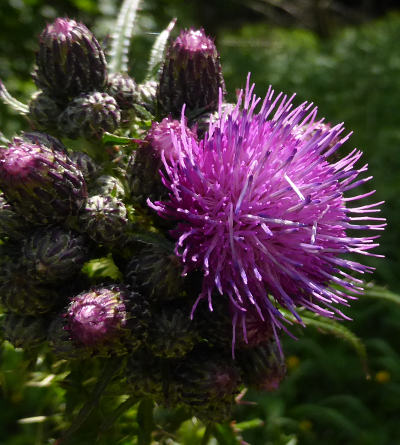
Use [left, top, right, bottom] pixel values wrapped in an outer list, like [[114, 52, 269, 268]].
[[126, 241, 186, 301], [107, 73, 138, 110], [79, 195, 128, 244], [174, 348, 241, 422], [128, 117, 196, 206], [64, 285, 149, 354], [90, 175, 125, 199], [68, 151, 101, 183], [57, 92, 121, 140], [126, 351, 165, 402], [2, 313, 48, 349], [0, 265, 61, 315], [237, 341, 286, 391], [28, 91, 63, 131], [136, 80, 158, 117], [22, 226, 89, 283], [0, 193, 29, 240], [158, 28, 225, 118], [0, 135, 87, 225], [146, 305, 200, 358], [33, 18, 107, 100]]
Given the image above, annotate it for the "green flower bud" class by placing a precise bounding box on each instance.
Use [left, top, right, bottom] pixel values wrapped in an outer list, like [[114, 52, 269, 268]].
[[57, 92, 121, 140], [2, 313, 48, 349], [0, 193, 29, 240], [237, 342, 286, 391], [22, 226, 89, 283], [90, 175, 125, 199], [146, 305, 200, 359], [79, 195, 128, 244], [68, 151, 101, 183], [28, 91, 63, 131]]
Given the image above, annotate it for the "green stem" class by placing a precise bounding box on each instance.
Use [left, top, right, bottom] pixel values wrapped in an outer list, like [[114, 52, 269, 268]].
[[201, 424, 213, 445], [137, 398, 155, 445], [97, 395, 138, 435], [58, 359, 119, 444]]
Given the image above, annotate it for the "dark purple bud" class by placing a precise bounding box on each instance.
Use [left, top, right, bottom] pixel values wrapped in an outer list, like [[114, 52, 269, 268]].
[[128, 117, 196, 206], [0, 135, 87, 224], [158, 28, 225, 118], [33, 18, 107, 100], [22, 226, 89, 283], [57, 92, 121, 140]]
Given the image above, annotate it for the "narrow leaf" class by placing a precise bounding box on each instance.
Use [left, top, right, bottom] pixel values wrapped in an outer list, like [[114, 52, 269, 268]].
[[363, 283, 400, 305], [0, 80, 29, 115], [282, 309, 368, 376], [146, 18, 176, 80], [108, 0, 141, 73]]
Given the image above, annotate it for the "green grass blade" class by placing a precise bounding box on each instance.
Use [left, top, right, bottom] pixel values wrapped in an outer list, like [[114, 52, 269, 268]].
[[146, 18, 176, 80], [363, 283, 400, 305], [108, 0, 141, 74]]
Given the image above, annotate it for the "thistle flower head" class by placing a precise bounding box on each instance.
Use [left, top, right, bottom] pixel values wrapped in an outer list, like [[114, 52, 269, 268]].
[[158, 28, 225, 118], [150, 75, 385, 349]]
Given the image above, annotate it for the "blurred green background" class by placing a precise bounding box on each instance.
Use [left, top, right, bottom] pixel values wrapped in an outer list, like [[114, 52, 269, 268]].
[[1, 1, 400, 444]]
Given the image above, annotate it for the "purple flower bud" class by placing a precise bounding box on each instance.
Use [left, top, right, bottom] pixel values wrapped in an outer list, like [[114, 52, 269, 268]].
[[0, 135, 87, 225], [33, 18, 107, 100], [128, 117, 197, 206], [65, 285, 149, 353], [158, 28, 225, 118], [57, 92, 121, 140]]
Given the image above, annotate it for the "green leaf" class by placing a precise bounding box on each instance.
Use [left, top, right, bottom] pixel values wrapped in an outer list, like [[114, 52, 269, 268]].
[[362, 283, 400, 305], [282, 309, 368, 376], [0, 80, 29, 115], [102, 132, 141, 145], [146, 18, 177, 80], [108, 0, 141, 73], [81, 255, 122, 281]]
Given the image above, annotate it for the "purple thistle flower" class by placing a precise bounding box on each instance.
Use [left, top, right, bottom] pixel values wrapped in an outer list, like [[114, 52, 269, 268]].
[[149, 75, 385, 350]]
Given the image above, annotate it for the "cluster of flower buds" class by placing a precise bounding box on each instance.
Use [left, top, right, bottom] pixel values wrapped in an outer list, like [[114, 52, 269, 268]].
[[28, 18, 141, 139], [0, 10, 383, 428]]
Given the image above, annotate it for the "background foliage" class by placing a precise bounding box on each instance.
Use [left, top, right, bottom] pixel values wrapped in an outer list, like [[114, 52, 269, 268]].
[[1, 1, 400, 444]]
